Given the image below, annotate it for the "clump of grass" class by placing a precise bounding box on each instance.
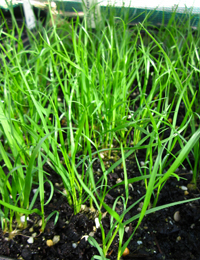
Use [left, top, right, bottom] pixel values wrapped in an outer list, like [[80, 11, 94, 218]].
[[0, 4, 200, 257]]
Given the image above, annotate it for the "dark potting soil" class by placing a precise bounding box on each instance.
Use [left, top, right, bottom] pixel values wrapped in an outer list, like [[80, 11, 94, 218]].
[[0, 159, 200, 260]]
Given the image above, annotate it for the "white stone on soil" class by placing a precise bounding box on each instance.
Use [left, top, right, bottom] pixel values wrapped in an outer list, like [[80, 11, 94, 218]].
[[53, 235, 60, 245], [27, 237, 34, 244], [174, 211, 181, 222]]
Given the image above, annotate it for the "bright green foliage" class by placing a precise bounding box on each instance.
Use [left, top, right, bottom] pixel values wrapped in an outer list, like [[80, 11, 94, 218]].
[[0, 4, 200, 257]]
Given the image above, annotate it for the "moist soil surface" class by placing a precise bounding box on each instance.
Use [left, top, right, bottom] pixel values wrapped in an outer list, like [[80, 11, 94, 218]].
[[0, 160, 200, 260]]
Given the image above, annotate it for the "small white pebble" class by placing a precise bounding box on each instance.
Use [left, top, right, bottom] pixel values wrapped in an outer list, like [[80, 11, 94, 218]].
[[37, 219, 42, 226], [128, 113, 134, 119], [81, 205, 87, 211], [99, 153, 105, 159], [125, 226, 129, 233], [140, 161, 145, 167], [72, 243, 77, 249], [137, 240, 143, 245], [95, 218, 100, 229], [27, 237, 34, 244], [62, 189, 67, 195], [180, 186, 188, 191], [53, 235, 60, 245], [174, 211, 180, 222], [32, 189, 38, 194], [20, 216, 29, 223], [116, 178, 122, 184], [89, 232, 95, 237], [32, 233, 37, 238]]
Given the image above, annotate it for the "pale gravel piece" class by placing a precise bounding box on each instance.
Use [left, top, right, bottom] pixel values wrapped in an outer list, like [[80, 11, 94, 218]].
[[72, 243, 77, 249], [53, 235, 60, 245], [180, 185, 188, 191], [32, 188, 38, 194], [174, 211, 181, 222], [89, 231, 95, 237], [27, 237, 34, 244], [125, 226, 129, 233], [116, 178, 122, 184], [20, 215, 29, 223], [140, 161, 145, 166]]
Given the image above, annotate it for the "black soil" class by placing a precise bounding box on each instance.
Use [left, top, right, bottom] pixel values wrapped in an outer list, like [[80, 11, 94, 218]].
[[0, 162, 200, 260]]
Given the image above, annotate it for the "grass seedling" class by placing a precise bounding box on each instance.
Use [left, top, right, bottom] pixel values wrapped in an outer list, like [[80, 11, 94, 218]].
[[86, 128, 200, 259], [0, 5, 200, 256]]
